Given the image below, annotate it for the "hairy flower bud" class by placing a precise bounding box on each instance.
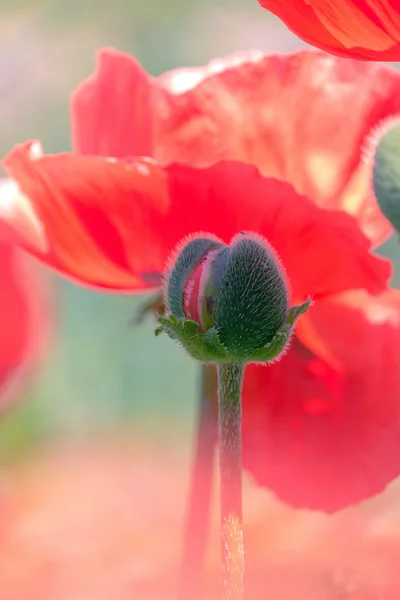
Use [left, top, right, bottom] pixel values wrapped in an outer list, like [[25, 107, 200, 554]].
[[157, 232, 309, 364], [174, 232, 288, 356], [373, 121, 400, 233]]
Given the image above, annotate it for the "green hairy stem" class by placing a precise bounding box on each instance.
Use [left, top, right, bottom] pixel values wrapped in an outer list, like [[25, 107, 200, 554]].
[[217, 362, 245, 600]]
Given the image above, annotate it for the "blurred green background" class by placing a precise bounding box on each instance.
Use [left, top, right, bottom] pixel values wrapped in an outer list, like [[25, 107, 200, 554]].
[[0, 0, 399, 463]]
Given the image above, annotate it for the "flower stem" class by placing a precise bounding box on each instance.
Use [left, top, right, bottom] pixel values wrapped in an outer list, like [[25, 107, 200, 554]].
[[178, 365, 218, 600], [217, 362, 245, 600]]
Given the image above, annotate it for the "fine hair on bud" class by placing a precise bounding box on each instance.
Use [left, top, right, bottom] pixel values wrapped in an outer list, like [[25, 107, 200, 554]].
[[215, 232, 289, 357], [164, 231, 290, 361]]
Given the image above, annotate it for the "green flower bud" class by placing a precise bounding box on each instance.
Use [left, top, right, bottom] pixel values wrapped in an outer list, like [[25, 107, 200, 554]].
[[373, 120, 400, 233], [157, 232, 310, 364]]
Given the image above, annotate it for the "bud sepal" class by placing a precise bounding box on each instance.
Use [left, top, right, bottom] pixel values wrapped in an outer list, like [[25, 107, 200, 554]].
[[155, 298, 311, 365]]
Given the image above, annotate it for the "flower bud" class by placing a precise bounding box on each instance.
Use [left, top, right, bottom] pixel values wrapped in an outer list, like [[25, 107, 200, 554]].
[[373, 120, 400, 233], [164, 232, 289, 361]]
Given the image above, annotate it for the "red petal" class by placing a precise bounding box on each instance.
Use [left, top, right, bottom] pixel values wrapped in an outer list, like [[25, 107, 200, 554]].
[[242, 289, 400, 511], [71, 48, 154, 158], [0, 239, 48, 409], [258, 0, 400, 61], [72, 48, 400, 246], [2, 141, 390, 296], [2, 142, 170, 290]]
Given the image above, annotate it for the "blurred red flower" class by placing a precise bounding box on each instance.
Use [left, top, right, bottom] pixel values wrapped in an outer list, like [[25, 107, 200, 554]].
[[0, 181, 48, 409], [257, 0, 400, 62], [1, 48, 400, 510], [72, 48, 400, 246]]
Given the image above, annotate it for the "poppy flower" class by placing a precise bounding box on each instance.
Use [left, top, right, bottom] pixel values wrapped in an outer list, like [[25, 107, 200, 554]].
[[71, 47, 400, 246], [257, 0, 400, 62], [68, 48, 400, 508], [0, 181, 48, 408], [0, 47, 398, 512]]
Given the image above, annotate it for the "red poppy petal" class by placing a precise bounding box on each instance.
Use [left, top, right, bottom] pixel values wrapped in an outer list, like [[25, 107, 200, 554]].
[[258, 0, 400, 61], [2, 142, 171, 290], [74, 49, 400, 245], [242, 289, 400, 512], [0, 240, 48, 409], [2, 141, 390, 297], [71, 48, 154, 158]]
